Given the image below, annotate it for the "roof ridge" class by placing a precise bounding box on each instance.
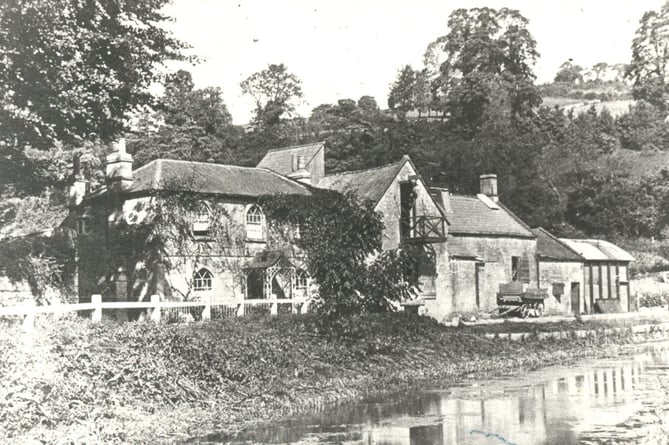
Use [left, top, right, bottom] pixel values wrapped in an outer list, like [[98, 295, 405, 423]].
[[533, 227, 584, 259], [265, 141, 324, 153], [323, 158, 406, 178], [138, 158, 264, 172]]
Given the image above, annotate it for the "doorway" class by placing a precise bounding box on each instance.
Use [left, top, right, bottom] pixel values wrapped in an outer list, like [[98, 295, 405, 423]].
[[570, 282, 580, 315]]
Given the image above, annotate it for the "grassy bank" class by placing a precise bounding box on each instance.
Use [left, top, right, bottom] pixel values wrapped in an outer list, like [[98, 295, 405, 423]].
[[0, 313, 643, 444]]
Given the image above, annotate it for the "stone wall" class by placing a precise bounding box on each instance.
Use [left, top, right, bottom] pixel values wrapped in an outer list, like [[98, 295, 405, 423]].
[[537, 260, 584, 314], [374, 161, 445, 251]]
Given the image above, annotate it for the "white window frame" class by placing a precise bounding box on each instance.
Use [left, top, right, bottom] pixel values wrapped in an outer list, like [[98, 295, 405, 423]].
[[192, 203, 211, 238], [245, 204, 265, 241], [295, 269, 308, 290], [193, 268, 213, 292]]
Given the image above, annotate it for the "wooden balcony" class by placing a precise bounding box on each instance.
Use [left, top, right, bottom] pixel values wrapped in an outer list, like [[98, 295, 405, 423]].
[[406, 215, 446, 243]]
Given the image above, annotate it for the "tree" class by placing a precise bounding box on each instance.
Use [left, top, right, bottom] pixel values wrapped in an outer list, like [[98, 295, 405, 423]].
[[0, 0, 187, 196], [388, 65, 418, 116], [240, 63, 303, 128], [627, 5, 669, 111], [131, 70, 239, 167], [592, 62, 609, 82], [554, 60, 584, 83], [424, 7, 541, 132]]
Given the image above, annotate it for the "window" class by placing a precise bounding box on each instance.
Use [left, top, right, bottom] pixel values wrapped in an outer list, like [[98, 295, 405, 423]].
[[246, 205, 265, 240], [295, 269, 308, 290], [192, 203, 211, 237], [511, 256, 530, 283], [193, 268, 213, 292], [511, 256, 519, 281], [76, 218, 90, 235], [619, 265, 628, 283]]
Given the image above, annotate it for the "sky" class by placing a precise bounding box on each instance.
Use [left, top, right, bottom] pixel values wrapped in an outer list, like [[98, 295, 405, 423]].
[[163, 0, 664, 124]]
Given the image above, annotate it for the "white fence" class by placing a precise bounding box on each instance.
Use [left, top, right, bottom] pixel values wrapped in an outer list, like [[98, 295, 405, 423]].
[[0, 294, 309, 332]]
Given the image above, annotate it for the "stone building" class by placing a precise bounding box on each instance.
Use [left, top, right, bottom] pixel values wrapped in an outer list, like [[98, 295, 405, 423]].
[[534, 227, 635, 314], [429, 175, 538, 318], [69, 139, 635, 319], [71, 140, 314, 308]]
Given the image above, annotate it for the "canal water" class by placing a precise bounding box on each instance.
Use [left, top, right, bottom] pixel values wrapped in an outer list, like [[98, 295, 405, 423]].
[[200, 342, 669, 445]]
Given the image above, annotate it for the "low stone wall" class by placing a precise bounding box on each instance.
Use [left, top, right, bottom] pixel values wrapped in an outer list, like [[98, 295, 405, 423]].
[[483, 322, 669, 342]]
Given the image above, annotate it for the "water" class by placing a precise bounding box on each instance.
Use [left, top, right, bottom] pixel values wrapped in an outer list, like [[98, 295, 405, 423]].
[[197, 343, 669, 445]]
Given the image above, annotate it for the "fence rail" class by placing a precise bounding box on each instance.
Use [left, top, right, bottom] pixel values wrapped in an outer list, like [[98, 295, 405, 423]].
[[0, 294, 309, 332]]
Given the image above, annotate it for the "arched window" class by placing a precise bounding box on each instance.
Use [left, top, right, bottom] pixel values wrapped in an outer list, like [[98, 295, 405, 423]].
[[193, 268, 213, 292], [295, 269, 308, 290], [245, 205, 265, 240], [192, 203, 211, 237]]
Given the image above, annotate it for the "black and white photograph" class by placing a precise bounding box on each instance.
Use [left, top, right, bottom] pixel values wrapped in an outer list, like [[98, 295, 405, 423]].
[[1, 1, 669, 443]]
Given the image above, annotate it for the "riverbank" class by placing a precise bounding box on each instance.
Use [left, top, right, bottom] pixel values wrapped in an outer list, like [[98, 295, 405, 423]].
[[0, 313, 662, 444]]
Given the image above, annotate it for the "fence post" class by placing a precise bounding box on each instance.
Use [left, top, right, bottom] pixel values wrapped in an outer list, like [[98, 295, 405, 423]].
[[237, 301, 245, 317], [91, 294, 102, 323], [150, 294, 161, 323], [22, 299, 36, 333], [270, 293, 278, 316], [202, 295, 211, 321]]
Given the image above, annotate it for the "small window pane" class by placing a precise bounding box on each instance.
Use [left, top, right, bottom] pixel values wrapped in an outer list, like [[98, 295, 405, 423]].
[[193, 268, 213, 291]]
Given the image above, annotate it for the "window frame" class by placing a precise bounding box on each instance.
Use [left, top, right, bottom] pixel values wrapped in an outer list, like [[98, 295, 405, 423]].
[[295, 269, 308, 290], [192, 202, 212, 238], [193, 268, 213, 292], [245, 204, 266, 241]]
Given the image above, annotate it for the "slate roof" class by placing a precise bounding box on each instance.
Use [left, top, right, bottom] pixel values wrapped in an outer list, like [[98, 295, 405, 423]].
[[559, 239, 635, 262], [532, 227, 583, 261], [256, 142, 324, 177], [441, 195, 535, 238], [86, 159, 312, 200], [316, 158, 406, 205]]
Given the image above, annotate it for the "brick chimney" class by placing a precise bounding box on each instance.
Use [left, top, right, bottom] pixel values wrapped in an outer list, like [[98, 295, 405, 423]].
[[106, 138, 133, 192], [288, 155, 311, 185], [479, 174, 498, 202]]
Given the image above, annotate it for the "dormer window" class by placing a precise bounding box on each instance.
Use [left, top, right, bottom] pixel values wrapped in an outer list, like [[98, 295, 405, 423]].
[[246, 205, 265, 241], [192, 203, 211, 237]]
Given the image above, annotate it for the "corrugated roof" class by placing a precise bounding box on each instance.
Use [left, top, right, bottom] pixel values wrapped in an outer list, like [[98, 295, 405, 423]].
[[559, 239, 635, 262], [442, 195, 535, 238], [532, 227, 582, 261], [256, 142, 324, 176], [316, 158, 406, 205], [86, 159, 311, 199], [244, 250, 295, 270]]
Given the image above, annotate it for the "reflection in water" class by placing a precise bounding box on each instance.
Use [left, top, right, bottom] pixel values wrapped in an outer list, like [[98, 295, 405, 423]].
[[202, 344, 669, 445]]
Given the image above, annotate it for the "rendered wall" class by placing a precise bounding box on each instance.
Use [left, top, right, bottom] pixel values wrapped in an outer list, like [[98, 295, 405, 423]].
[[537, 260, 584, 314]]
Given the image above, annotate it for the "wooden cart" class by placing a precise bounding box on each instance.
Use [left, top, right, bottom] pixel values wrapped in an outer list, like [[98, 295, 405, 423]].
[[496, 283, 548, 318]]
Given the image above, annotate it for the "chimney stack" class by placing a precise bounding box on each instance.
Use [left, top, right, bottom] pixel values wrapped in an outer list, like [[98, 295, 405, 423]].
[[479, 174, 498, 202], [288, 154, 311, 185], [106, 138, 133, 192], [430, 187, 452, 213]]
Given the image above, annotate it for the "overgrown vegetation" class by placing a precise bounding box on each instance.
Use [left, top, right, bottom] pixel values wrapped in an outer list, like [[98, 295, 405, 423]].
[[0, 313, 638, 443], [260, 190, 419, 315]]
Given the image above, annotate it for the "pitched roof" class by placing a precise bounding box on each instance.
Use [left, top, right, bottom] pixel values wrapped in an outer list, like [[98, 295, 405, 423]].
[[532, 227, 583, 261], [559, 238, 635, 262], [256, 142, 324, 176], [86, 159, 312, 200], [442, 195, 535, 238], [244, 250, 295, 270], [316, 158, 406, 205]]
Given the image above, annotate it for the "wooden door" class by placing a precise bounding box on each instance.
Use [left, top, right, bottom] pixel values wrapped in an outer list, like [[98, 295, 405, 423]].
[[570, 282, 580, 315], [475, 263, 485, 309]]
